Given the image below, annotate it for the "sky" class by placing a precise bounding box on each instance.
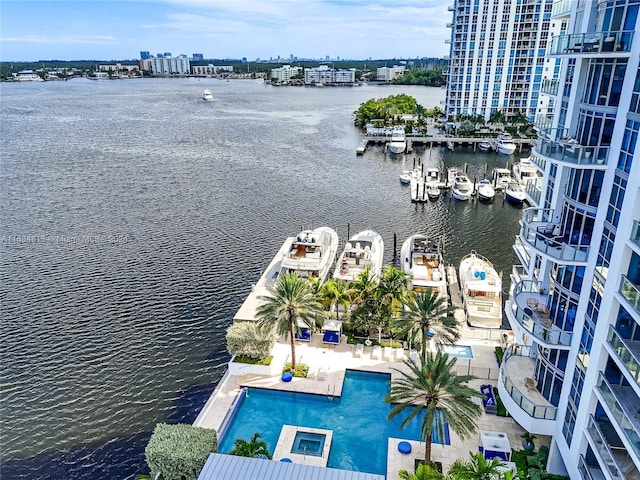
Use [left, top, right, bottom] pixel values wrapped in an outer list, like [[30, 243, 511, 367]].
[[0, 0, 451, 62]]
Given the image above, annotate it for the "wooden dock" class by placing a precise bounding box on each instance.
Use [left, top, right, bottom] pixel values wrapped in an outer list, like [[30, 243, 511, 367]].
[[357, 134, 533, 154], [446, 265, 467, 325]]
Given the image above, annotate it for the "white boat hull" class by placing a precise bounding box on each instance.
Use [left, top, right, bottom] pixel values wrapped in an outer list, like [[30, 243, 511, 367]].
[[452, 189, 471, 201], [459, 251, 502, 328], [280, 227, 339, 283], [389, 141, 406, 154], [497, 145, 516, 155], [401, 235, 447, 298], [333, 230, 384, 283]]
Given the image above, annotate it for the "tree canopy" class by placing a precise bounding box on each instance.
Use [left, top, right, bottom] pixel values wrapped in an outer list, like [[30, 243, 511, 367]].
[[354, 94, 419, 128]]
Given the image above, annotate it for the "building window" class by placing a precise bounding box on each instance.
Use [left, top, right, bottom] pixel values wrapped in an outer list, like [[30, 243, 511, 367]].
[[606, 175, 627, 227], [618, 119, 638, 173]]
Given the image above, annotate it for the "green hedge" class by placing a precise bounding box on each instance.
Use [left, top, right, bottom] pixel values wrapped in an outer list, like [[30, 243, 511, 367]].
[[282, 362, 309, 378], [145, 423, 217, 480], [232, 355, 273, 366], [226, 322, 274, 360]]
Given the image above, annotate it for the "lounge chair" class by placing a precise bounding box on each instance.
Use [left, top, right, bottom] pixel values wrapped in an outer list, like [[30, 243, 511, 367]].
[[383, 346, 393, 360], [372, 345, 382, 359], [394, 347, 405, 361], [354, 343, 364, 357], [317, 367, 328, 381]]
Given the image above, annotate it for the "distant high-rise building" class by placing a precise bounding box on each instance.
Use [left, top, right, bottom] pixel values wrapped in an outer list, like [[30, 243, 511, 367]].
[[163, 52, 172, 58], [499, 1, 640, 479], [445, 0, 556, 122], [140, 51, 150, 60], [157, 53, 164, 58], [192, 53, 204, 61]]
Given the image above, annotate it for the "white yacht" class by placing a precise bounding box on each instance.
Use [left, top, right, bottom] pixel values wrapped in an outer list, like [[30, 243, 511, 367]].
[[491, 167, 513, 190], [202, 89, 214, 101], [477, 179, 496, 202], [478, 141, 492, 152], [400, 168, 420, 185], [427, 185, 441, 200], [496, 133, 517, 155], [401, 235, 447, 298], [512, 157, 540, 185], [458, 251, 502, 328], [425, 167, 440, 187], [388, 126, 406, 154], [280, 227, 339, 283], [505, 181, 527, 205], [452, 173, 473, 201], [333, 230, 384, 283]]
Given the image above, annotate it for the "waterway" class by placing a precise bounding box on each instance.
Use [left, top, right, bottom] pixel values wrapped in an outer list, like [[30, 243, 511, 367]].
[[0, 78, 526, 479]]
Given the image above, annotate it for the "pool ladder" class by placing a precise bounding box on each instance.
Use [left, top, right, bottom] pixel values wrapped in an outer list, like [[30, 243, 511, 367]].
[[327, 384, 336, 401]]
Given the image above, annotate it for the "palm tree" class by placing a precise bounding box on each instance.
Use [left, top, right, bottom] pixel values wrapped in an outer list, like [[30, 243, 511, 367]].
[[348, 266, 378, 305], [394, 289, 458, 361], [257, 272, 324, 369], [377, 264, 409, 317], [489, 109, 506, 128], [449, 452, 512, 480], [321, 279, 351, 320], [399, 462, 445, 480], [228, 432, 272, 459], [386, 352, 483, 466]]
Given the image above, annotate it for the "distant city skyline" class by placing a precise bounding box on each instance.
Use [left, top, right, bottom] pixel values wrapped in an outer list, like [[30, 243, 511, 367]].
[[0, 0, 451, 62]]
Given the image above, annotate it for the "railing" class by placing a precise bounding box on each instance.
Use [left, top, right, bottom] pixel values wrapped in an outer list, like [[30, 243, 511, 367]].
[[619, 275, 640, 315], [528, 152, 546, 172], [535, 128, 609, 166], [632, 220, 640, 249], [597, 373, 640, 460], [551, 0, 572, 17], [578, 454, 598, 480], [514, 236, 532, 269], [607, 325, 640, 388], [541, 78, 559, 96], [500, 345, 558, 420], [586, 415, 624, 480], [525, 181, 541, 206], [520, 208, 590, 262], [549, 30, 634, 55], [511, 265, 526, 285]]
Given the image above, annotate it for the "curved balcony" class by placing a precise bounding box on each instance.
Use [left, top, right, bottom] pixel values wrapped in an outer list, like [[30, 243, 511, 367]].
[[607, 325, 640, 389], [535, 128, 609, 166], [498, 345, 557, 435], [549, 30, 634, 56], [508, 281, 573, 347], [521, 208, 591, 263], [619, 275, 640, 317], [541, 78, 559, 96], [551, 0, 572, 18]]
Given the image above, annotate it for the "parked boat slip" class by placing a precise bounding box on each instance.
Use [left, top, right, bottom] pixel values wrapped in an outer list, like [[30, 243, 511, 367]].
[[459, 251, 503, 329], [280, 227, 339, 283], [333, 230, 384, 283], [401, 235, 447, 299]]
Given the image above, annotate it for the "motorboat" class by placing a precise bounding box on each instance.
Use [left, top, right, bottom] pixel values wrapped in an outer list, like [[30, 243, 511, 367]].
[[427, 185, 441, 200], [280, 227, 339, 283], [491, 167, 513, 190], [400, 168, 420, 185], [505, 181, 526, 205], [425, 167, 440, 187], [496, 133, 517, 155], [202, 89, 214, 101], [451, 173, 473, 201], [401, 235, 447, 298], [388, 126, 406, 154], [512, 157, 540, 185], [333, 230, 384, 283], [410, 175, 428, 202], [478, 141, 492, 152], [458, 251, 502, 328], [477, 179, 495, 202]]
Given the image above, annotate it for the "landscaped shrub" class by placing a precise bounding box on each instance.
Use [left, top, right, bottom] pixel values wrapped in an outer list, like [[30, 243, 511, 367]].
[[380, 339, 403, 348], [232, 355, 273, 366], [145, 423, 217, 480], [226, 322, 274, 360], [282, 362, 309, 378], [492, 386, 507, 417], [494, 346, 504, 364]]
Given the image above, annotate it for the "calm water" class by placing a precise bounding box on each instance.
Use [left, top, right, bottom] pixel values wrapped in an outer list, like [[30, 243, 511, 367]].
[[0, 78, 524, 479], [218, 370, 449, 475]]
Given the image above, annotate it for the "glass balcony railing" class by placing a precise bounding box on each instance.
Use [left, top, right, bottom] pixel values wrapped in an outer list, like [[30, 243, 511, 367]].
[[525, 181, 541, 206], [500, 345, 557, 420], [596, 373, 640, 461], [607, 325, 640, 388], [511, 265, 526, 285], [541, 78, 559, 96], [549, 30, 634, 55], [586, 416, 624, 480], [535, 128, 609, 166], [632, 220, 640, 249], [619, 275, 640, 315], [578, 455, 601, 480], [551, 0, 572, 17], [529, 152, 546, 172], [514, 236, 532, 270], [521, 208, 590, 262]]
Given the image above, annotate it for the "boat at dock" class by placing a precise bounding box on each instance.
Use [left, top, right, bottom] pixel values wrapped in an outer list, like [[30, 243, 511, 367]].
[[447, 167, 473, 201], [333, 230, 384, 283], [356, 140, 367, 155], [491, 167, 513, 190], [401, 235, 447, 298], [512, 156, 540, 185], [478, 141, 492, 152], [477, 179, 496, 202], [388, 126, 406, 154], [496, 133, 517, 155], [458, 251, 502, 328], [202, 89, 213, 101], [427, 185, 441, 200], [280, 227, 339, 283], [505, 181, 527, 205]]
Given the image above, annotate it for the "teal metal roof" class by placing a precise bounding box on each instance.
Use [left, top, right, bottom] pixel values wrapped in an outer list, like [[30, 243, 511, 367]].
[[198, 453, 386, 480]]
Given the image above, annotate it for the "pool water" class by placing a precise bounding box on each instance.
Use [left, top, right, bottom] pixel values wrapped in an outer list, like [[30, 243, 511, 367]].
[[219, 370, 450, 475], [292, 432, 325, 456], [441, 344, 474, 358]]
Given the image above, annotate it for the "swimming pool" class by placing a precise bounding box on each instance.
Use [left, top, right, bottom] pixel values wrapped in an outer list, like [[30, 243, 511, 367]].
[[218, 370, 450, 475], [441, 344, 473, 358]]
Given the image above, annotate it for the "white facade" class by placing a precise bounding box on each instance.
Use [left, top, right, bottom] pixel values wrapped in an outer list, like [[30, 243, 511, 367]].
[[500, 1, 640, 478], [192, 64, 217, 76], [376, 66, 406, 82], [15, 70, 42, 81], [445, 0, 555, 122], [270, 65, 302, 84], [150, 55, 190, 75], [304, 66, 355, 85]]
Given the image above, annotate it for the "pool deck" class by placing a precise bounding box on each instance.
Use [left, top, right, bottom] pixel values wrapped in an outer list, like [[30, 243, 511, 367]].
[[194, 329, 549, 479]]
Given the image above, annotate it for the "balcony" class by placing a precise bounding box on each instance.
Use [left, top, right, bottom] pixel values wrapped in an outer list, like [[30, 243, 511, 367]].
[[586, 415, 633, 480], [514, 236, 533, 272], [529, 152, 547, 173], [498, 344, 557, 435], [551, 0, 572, 18], [520, 208, 590, 263], [632, 220, 640, 250], [578, 454, 606, 480], [524, 180, 541, 207], [596, 373, 640, 462], [535, 128, 609, 166], [507, 281, 572, 347], [619, 275, 640, 317], [607, 325, 640, 389], [541, 78, 559, 96], [549, 30, 634, 56]]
